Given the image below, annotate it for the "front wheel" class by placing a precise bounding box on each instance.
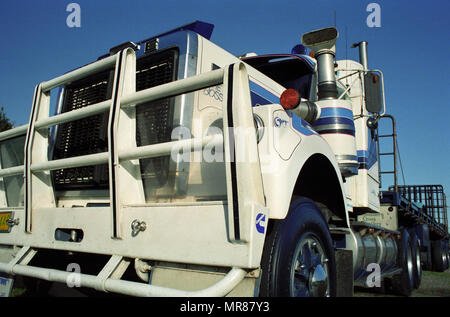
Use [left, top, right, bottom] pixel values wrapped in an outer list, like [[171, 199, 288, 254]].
[[259, 197, 336, 297]]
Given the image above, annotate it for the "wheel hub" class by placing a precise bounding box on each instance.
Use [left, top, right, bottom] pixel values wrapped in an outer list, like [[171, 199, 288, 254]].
[[291, 234, 329, 297], [309, 264, 328, 297]]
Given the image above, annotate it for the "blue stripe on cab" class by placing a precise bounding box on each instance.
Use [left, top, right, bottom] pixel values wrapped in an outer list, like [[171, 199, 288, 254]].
[[357, 142, 378, 170], [320, 107, 354, 120], [251, 92, 272, 106], [313, 107, 356, 136], [249, 81, 279, 106], [291, 114, 316, 136], [314, 116, 355, 126]]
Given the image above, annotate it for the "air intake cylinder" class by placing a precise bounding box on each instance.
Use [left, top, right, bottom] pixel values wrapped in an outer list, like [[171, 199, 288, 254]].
[[302, 27, 338, 100], [302, 27, 358, 177]]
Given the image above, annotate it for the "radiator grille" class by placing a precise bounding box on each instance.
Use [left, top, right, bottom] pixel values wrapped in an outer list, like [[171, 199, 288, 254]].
[[52, 48, 178, 190], [52, 70, 111, 189], [136, 49, 178, 185]]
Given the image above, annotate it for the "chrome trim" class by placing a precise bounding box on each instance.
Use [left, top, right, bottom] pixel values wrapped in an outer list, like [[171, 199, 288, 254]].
[[253, 114, 264, 143]]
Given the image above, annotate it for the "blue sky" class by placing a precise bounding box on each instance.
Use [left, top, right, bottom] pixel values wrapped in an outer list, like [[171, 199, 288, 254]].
[[0, 0, 449, 220]]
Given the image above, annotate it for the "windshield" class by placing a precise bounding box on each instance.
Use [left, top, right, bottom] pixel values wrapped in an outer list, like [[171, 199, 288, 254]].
[[243, 54, 315, 99]]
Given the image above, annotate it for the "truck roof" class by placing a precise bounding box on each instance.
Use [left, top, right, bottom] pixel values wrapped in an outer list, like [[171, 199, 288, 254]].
[[138, 20, 215, 44]]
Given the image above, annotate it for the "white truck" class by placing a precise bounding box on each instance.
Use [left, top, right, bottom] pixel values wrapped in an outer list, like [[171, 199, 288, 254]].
[[0, 21, 448, 297]]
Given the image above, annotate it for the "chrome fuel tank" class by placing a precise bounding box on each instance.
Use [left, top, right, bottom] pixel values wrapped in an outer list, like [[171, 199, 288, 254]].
[[346, 226, 398, 284]]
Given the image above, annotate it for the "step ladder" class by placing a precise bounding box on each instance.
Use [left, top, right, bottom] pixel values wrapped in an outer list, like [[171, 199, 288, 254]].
[[376, 114, 398, 191]]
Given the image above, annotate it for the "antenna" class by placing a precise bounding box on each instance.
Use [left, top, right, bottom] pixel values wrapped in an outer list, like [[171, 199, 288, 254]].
[[345, 26, 348, 62]]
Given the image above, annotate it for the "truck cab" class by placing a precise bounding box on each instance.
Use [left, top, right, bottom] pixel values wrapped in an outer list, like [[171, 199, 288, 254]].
[[0, 22, 447, 297]]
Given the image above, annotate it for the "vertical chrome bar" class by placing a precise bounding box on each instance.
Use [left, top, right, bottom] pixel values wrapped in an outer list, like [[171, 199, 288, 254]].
[[107, 51, 124, 239], [24, 85, 41, 233], [108, 48, 139, 239]]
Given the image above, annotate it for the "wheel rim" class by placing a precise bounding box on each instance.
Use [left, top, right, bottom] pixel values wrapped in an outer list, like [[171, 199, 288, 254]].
[[415, 241, 422, 280], [406, 241, 414, 283], [442, 246, 448, 267], [290, 233, 330, 297]]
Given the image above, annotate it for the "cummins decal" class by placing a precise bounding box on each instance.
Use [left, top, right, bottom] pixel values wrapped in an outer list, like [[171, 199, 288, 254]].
[[256, 213, 266, 234]]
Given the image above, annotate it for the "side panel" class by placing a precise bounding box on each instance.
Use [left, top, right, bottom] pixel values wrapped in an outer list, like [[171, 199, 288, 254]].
[[358, 205, 398, 231], [336, 60, 380, 212]]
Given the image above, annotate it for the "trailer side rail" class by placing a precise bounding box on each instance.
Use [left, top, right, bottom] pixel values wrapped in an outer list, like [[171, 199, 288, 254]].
[[381, 188, 449, 238]]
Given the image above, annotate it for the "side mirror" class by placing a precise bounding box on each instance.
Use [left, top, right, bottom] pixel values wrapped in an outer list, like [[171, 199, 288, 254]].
[[364, 72, 383, 113]]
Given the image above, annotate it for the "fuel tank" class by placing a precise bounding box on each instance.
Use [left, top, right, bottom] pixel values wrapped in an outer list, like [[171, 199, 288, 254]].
[[346, 226, 398, 284]]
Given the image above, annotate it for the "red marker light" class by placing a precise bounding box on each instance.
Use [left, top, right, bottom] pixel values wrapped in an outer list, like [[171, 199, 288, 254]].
[[280, 88, 300, 110]]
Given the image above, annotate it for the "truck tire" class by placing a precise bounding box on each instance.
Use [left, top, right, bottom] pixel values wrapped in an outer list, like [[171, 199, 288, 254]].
[[442, 240, 449, 270], [422, 245, 433, 271], [259, 197, 336, 297], [391, 229, 414, 296], [431, 240, 445, 272], [410, 232, 422, 289], [445, 240, 449, 270]]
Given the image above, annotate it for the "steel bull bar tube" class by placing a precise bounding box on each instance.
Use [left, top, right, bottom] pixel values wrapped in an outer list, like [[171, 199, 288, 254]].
[[0, 257, 247, 297]]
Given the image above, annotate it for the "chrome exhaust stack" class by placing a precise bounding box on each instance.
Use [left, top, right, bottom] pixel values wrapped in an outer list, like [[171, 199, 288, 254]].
[[351, 41, 369, 71]]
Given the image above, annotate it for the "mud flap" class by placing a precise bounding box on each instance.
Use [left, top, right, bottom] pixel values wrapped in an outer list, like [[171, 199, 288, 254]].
[[335, 249, 354, 297]]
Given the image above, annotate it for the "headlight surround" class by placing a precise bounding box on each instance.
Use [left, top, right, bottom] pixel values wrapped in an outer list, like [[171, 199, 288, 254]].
[[253, 114, 264, 143]]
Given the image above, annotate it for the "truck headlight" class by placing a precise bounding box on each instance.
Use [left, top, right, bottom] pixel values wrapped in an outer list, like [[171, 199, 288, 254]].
[[254, 114, 264, 143], [207, 115, 264, 143]]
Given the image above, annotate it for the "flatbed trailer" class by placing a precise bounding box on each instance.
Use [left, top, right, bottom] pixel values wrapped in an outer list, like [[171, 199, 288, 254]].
[[381, 186, 449, 272], [381, 186, 448, 239]]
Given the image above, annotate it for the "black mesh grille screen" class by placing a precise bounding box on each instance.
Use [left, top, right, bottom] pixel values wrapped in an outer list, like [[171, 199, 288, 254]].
[[52, 70, 111, 190], [52, 48, 178, 190], [136, 49, 178, 185]]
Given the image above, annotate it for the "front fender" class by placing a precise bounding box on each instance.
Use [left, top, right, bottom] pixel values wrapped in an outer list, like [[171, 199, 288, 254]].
[[255, 105, 350, 227]]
